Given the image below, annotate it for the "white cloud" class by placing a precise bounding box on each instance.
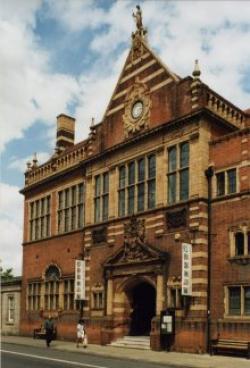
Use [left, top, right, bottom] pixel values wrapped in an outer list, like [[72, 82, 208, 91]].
[[49, 0, 250, 113], [0, 183, 23, 275], [46, 0, 107, 31], [9, 151, 51, 172], [74, 48, 128, 142], [0, 1, 79, 153]]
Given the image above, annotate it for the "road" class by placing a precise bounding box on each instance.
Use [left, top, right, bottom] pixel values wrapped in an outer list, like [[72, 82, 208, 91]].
[[1, 343, 177, 368]]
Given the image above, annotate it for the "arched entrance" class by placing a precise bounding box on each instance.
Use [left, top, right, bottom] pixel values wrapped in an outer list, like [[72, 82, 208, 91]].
[[129, 281, 156, 336]]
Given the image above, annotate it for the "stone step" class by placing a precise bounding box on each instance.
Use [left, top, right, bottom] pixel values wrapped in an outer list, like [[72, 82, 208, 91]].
[[110, 336, 151, 350]]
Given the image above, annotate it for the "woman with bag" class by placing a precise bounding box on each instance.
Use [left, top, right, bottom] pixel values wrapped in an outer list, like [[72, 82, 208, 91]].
[[76, 319, 84, 348], [82, 320, 88, 348]]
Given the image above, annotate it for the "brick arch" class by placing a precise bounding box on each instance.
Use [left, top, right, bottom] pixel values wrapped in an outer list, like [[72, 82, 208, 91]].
[[112, 275, 156, 320], [116, 275, 156, 294], [42, 263, 62, 281]]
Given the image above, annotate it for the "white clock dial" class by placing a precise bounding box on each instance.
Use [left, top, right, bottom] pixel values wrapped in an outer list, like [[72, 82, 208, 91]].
[[132, 100, 143, 119]]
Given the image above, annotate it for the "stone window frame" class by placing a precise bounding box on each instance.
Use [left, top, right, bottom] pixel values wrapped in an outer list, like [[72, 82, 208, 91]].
[[57, 182, 85, 234], [94, 172, 109, 223], [167, 141, 189, 205], [167, 277, 184, 310], [91, 285, 104, 310], [26, 265, 77, 312], [29, 195, 51, 241], [215, 167, 238, 198], [7, 294, 15, 324], [63, 278, 75, 311], [228, 224, 250, 259], [27, 282, 41, 311], [117, 152, 156, 217], [224, 284, 250, 318]]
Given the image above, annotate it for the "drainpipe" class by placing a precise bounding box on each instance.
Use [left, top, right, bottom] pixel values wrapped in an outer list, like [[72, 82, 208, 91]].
[[205, 166, 214, 353]]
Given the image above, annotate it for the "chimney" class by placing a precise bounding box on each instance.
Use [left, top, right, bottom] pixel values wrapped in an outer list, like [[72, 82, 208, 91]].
[[56, 114, 75, 149]]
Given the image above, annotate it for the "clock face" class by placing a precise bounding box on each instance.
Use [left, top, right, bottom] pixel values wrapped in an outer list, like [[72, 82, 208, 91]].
[[131, 100, 143, 119]]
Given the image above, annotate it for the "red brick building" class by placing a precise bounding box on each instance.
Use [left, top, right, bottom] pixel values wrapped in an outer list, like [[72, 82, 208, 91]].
[[20, 8, 250, 353]]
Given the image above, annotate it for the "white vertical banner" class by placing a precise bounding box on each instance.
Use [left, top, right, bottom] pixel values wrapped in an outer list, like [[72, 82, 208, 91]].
[[74, 259, 86, 300], [182, 243, 192, 296]]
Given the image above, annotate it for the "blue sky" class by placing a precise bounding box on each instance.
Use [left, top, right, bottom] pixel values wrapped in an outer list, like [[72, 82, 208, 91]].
[[1, 0, 250, 274]]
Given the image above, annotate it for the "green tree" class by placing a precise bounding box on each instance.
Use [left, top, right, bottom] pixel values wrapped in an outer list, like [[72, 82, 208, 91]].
[[0, 267, 14, 281]]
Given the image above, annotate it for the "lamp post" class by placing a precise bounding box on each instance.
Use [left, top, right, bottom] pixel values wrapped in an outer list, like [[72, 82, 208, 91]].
[[205, 166, 214, 354]]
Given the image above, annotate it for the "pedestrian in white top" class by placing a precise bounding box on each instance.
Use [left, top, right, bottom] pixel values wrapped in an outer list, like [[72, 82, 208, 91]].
[[76, 319, 84, 348]]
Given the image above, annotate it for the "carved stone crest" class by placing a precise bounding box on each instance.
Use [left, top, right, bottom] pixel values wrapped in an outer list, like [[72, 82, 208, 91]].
[[123, 78, 151, 137], [122, 216, 149, 261]]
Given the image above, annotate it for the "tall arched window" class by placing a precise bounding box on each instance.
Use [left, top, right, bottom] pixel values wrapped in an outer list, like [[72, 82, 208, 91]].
[[44, 265, 60, 310], [235, 232, 244, 256]]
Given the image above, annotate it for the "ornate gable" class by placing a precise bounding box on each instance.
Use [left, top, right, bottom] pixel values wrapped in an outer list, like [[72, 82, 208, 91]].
[[102, 6, 180, 138], [103, 216, 167, 268]]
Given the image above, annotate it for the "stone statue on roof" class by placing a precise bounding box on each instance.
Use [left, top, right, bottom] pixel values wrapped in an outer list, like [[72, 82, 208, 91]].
[[133, 5, 143, 33]]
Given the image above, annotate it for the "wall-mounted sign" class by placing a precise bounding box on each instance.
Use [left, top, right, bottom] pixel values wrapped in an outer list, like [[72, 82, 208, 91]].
[[181, 243, 192, 296], [74, 260, 85, 300]]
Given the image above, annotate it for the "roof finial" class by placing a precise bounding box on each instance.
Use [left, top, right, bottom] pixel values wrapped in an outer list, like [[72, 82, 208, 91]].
[[192, 59, 201, 79], [26, 161, 32, 171], [132, 5, 147, 38], [32, 152, 38, 167]]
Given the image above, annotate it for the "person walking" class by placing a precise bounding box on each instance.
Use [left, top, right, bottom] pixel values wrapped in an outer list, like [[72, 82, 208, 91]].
[[76, 319, 84, 348], [44, 316, 54, 348], [82, 320, 88, 348]]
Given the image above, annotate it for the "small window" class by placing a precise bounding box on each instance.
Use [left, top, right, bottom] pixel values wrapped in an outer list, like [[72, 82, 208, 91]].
[[148, 155, 156, 179], [138, 158, 145, 182], [228, 287, 241, 315], [235, 232, 244, 256], [92, 291, 104, 310], [128, 162, 135, 185], [94, 173, 109, 223], [119, 166, 126, 188], [227, 169, 236, 194], [45, 265, 60, 280], [180, 169, 189, 201], [7, 296, 15, 323], [168, 146, 177, 172], [180, 142, 189, 168], [216, 172, 225, 196], [168, 288, 183, 309], [168, 174, 176, 204]]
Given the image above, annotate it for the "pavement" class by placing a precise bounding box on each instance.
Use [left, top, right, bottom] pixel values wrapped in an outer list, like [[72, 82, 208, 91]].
[[2, 335, 250, 368]]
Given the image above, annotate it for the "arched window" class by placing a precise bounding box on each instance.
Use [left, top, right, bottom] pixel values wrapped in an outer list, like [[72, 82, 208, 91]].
[[235, 232, 244, 256], [44, 265, 60, 310], [45, 265, 60, 281]]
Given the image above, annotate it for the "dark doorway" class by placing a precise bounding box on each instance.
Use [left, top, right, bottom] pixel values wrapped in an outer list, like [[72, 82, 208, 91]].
[[129, 282, 156, 336]]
